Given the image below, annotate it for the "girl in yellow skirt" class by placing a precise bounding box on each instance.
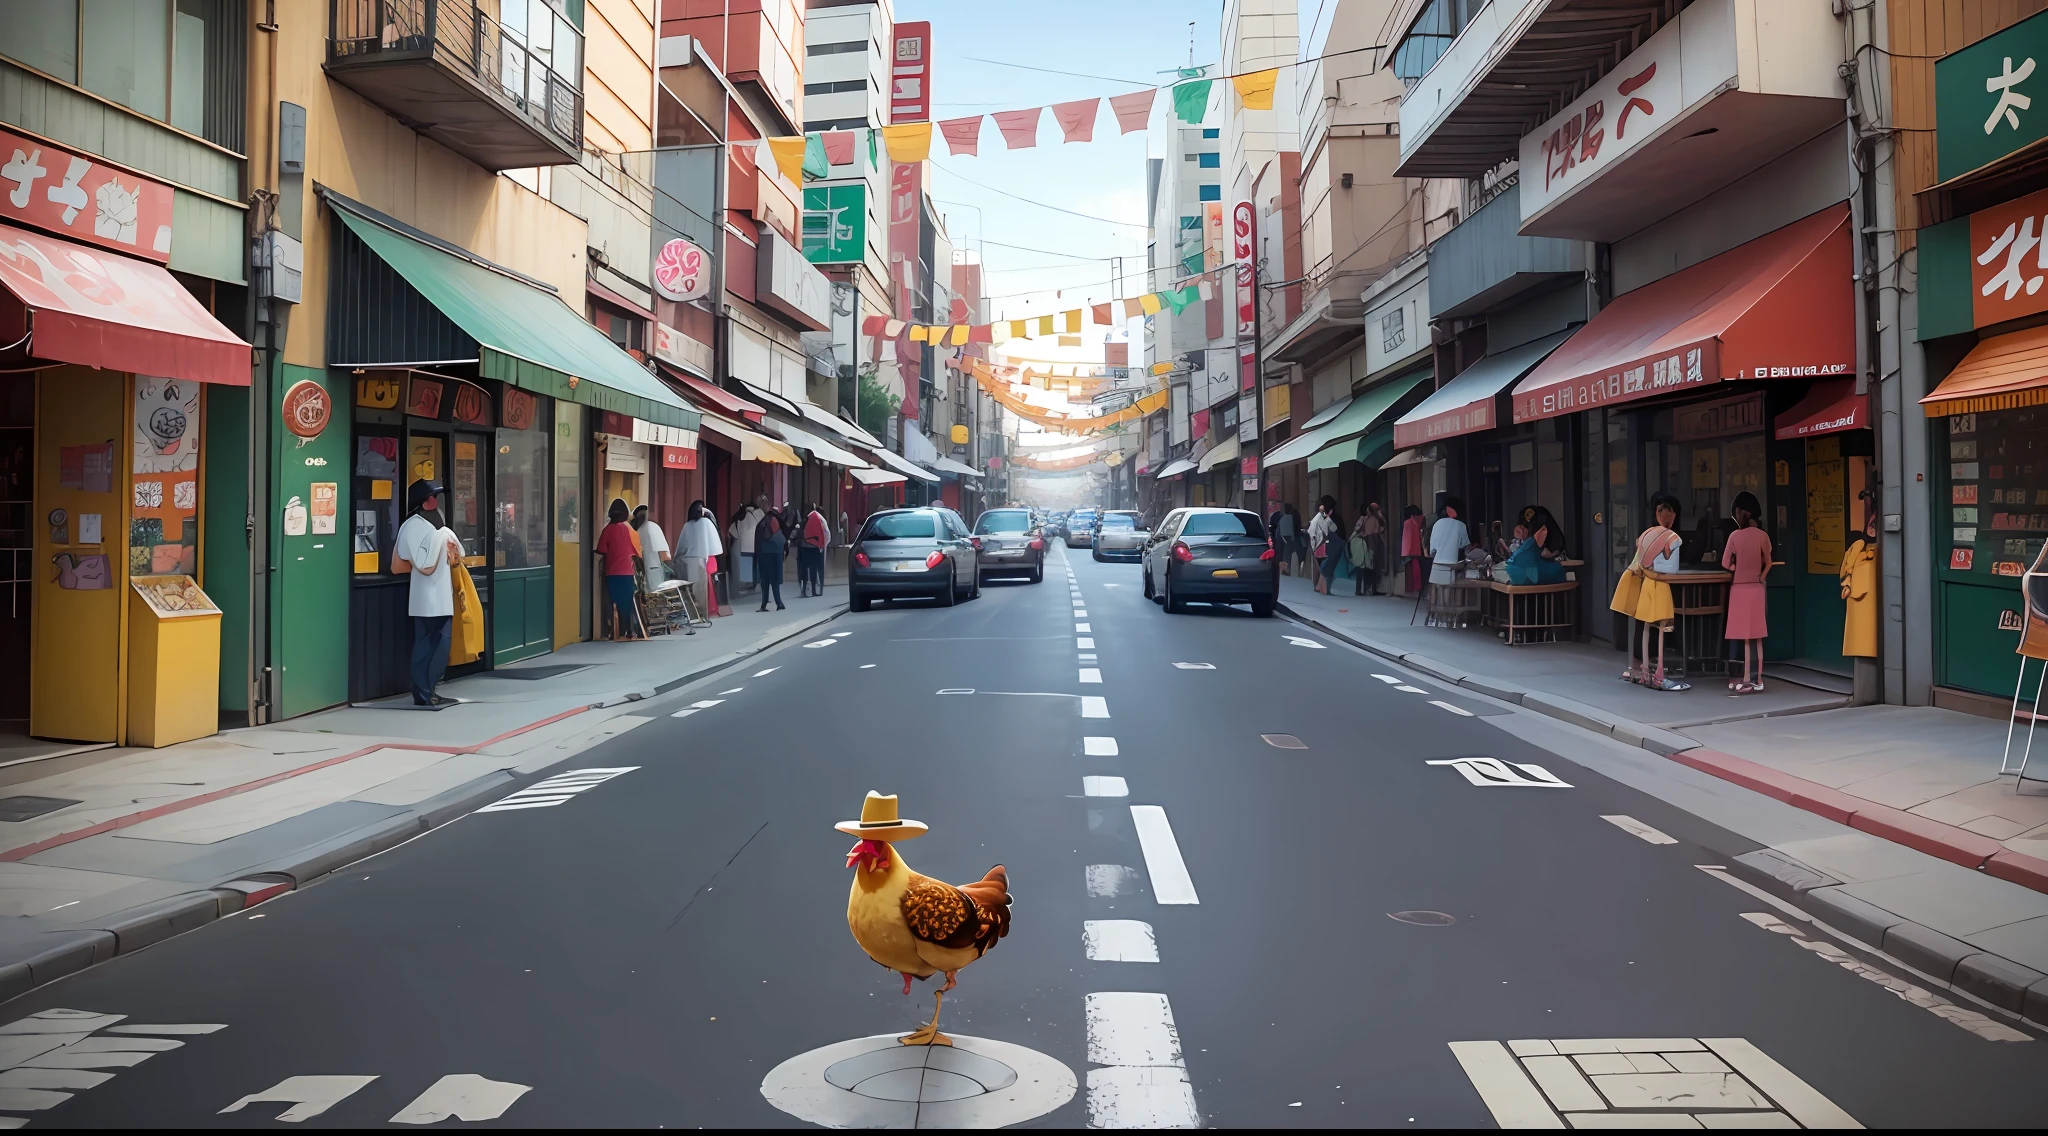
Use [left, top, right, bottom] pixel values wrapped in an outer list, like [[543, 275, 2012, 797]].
[[1611, 493, 1688, 690]]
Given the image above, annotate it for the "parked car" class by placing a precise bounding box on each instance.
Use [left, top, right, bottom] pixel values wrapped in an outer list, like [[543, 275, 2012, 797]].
[[848, 507, 980, 612], [1091, 511, 1148, 562], [971, 507, 1046, 584], [1141, 507, 1278, 617], [1068, 508, 1100, 547]]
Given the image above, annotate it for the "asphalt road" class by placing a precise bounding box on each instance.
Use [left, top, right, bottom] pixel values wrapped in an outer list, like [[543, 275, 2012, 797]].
[[7, 541, 2048, 1128]]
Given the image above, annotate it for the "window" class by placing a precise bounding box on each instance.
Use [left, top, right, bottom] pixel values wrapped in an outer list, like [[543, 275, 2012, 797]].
[[807, 41, 866, 56], [1, 0, 244, 150], [804, 80, 867, 95], [1198, 184, 1222, 202], [1179, 216, 1200, 230], [0, 0, 78, 81], [496, 401, 553, 570], [862, 512, 937, 540], [1201, 128, 1219, 138], [1393, 0, 1481, 87], [83, 0, 169, 120], [805, 117, 870, 132], [1183, 512, 1264, 537], [973, 509, 1031, 534], [1197, 152, 1220, 168]]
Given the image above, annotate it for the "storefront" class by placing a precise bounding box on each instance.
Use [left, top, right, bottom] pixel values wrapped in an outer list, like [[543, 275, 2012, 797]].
[[0, 217, 250, 744], [322, 192, 698, 701]]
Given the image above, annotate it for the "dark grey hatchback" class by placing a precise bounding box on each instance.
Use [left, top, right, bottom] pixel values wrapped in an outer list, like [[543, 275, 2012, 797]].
[[848, 507, 981, 612], [1140, 507, 1278, 617]]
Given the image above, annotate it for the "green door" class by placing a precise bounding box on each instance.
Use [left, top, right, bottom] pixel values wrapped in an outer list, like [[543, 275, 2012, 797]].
[[492, 565, 553, 665], [272, 364, 351, 717]]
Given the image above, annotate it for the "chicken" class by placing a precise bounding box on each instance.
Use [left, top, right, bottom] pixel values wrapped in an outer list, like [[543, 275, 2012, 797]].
[[838, 791, 1011, 1047]]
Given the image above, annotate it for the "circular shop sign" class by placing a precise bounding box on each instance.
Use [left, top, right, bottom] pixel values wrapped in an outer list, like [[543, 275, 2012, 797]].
[[281, 379, 332, 439], [654, 237, 709, 302]]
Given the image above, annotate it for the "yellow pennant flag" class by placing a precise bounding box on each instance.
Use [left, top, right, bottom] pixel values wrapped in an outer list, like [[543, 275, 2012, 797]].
[[1139, 292, 1164, 315], [949, 324, 970, 346], [880, 122, 934, 163], [908, 325, 930, 342], [764, 137, 808, 185], [1037, 314, 1055, 336], [1063, 309, 1082, 333], [1233, 68, 1280, 111], [1012, 320, 1031, 339]]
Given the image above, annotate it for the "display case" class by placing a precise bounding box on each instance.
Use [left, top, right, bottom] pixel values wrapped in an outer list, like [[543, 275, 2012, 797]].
[[126, 575, 221, 747]]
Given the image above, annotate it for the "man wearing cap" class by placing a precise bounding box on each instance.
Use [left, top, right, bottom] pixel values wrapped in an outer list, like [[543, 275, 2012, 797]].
[[392, 479, 465, 706]]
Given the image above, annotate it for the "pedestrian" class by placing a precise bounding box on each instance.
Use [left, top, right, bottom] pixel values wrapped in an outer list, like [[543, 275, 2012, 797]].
[[1721, 491, 1772, 693], [732, 497, 765, 592], [1613, 493, 1686, 690], [799, 502, 830, 597], [755, 510, 788, 611], [597, 498, 645, 640], [1428, 496, 1472, 588], [1400, 504, 1426, 593], [1352, 503, 1385, 595], [1307, 495, 1341, 596], [679, 500, 722, 616], [632, 504, 673, 583], [1276, 504, 1299, 577], [392, 479, 464, 706]]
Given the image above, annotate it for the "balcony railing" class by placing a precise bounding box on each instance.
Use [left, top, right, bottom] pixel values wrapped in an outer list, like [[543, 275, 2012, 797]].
[[328, 0, 584, 170]]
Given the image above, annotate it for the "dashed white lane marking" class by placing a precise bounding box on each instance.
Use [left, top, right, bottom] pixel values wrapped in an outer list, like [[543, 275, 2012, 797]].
[[690, 699, 724, 708], [0, 1010, 222, 1119], [1074, 609, 1089, 618], [1129, 806, 1198, 904], [1738, 912, 2029, 1041], [830, 631, 852, 638], [1084, 737, 1119, 756], [1086, 864, 1141, 897], [476, 767, 639, 812], [1082, 920, 1158, 963], [1078, 637, 1096, 649], [1602, 815, 1677, 845], [1082, 696, 1109, 718], [1083, 776, 1128, 797], [718, 687, 743, 695], [1429, 700, 1475, 716], [1080, 653, 1098, 662], [1076, 622, 1091, 632], [670, 709, 700, 718], [389, 1074, 532, 1124], [1084, 993, 1199, 1128], [1171, 662, 1215, 670], [220, 1076, 378, 1123], [1427, 757, 1572, 788], [1283, 635, 1325, 648], [859, 664, 876, 669], [802, 638, 839, 648], [752, 667, 780, 677], [1371, 674, 1404, 684], [1080, 668, 1102, 684], [1394, 684, 1427, 693]]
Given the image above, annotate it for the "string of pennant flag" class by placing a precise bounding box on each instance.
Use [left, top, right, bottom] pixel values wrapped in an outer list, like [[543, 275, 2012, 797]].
[[958, 357, 1169, 435], [858, 270, 1225, 346], [758, 67, 1281, 183]]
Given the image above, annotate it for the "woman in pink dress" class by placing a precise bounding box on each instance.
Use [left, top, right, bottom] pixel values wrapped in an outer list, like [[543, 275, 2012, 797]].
[[1720, 491, 1773, 693]]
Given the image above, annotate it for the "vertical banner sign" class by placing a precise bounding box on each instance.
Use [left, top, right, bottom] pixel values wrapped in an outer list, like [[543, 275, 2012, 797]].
[[892, 22, 932, 123], [890, 161, 923, 420], [1233, 201, 1256, 393]]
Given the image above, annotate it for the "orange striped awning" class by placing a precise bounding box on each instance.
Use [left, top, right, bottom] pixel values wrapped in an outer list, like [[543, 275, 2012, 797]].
[[1921, 324, 2048, 417]]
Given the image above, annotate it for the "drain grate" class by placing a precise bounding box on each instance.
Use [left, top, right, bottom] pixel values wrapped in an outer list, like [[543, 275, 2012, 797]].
[[1261, 734, 1307, 749], [0, 796, 81, 822], [1388, 910, 1457, 926]]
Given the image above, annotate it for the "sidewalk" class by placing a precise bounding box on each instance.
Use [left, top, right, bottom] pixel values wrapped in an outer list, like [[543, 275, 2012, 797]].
[[0, 587, 845, 1001]]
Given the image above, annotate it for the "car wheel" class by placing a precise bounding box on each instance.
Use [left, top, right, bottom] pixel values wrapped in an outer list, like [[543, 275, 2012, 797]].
[[1249, 596, 1275, 618], [1141, 563, 1155, 600], [1164, 569, 1185, 614], [1092, 548, 1103, 562], [938, 575, 957, 606], [850, 587, 870, 613], [1030, 564, 1043, 584], [968, 571, 981, 600]]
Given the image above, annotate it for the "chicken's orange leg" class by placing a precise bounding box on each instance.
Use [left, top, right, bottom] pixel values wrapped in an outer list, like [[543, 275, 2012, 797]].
[[898, 989, 954, 1047]]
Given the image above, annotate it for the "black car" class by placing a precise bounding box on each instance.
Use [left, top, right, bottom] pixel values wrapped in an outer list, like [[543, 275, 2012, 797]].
[[1140, 507, 1278, 617], [848, 507, 981, 611], [971, 507, 1045, 584]]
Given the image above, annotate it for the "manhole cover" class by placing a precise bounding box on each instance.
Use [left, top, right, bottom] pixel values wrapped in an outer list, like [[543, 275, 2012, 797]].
[[0, 796, 80, 823], [1388, 910, 1458, 926], [1261, 734, 1307, 749], [764, 1034, 1075, 1128]]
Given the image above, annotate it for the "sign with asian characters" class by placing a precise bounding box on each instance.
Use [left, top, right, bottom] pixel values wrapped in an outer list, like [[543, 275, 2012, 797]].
[[0, 128, 174, 262], [1936, 9, 2048, 181], [1965, 183, 2048, 330], [1518, 13, 1683, 225], [892, 22, 932, 123], [1233, 200, 1256, 391]]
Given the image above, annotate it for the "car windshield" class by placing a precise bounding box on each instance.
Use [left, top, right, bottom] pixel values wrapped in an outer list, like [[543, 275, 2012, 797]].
[[974, 510, 1032, 534], [1101, 514, 1137, 529], [862, 513, 937, 540], [1182, 512, 1264, 537]]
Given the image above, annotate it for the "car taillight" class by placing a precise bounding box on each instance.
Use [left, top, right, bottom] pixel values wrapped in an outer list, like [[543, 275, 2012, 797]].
[[1260, 540, 1276, 561], [1029, 538, 1044, 551], [854, 551, 870, 568], [925, 551, 946, 569], [1171, 541, 1194, 562], [970, 537, 982, 550]]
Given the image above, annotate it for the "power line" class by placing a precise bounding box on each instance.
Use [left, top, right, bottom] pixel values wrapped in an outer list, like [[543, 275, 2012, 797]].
[[929, 160, 1148, 229], [958, 56, 1156, 87]]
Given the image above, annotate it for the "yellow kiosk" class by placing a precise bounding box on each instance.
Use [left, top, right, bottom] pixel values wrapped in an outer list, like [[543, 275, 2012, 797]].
[[125, 575, 222, 747]]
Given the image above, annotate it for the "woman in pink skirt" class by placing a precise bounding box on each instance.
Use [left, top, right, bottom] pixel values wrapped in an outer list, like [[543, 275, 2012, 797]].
[[1720, 491, 1773, 693]]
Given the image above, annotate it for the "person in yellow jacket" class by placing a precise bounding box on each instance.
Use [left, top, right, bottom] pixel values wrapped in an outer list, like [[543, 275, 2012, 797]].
[[1840, 502, 1878, 659]]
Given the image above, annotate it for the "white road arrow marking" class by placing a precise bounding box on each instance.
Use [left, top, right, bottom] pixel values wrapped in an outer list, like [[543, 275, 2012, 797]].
[[1427, 757, 1572, 788], [220, 1075, 378, 1123], [1283, 635, 1325, 648], [389, 1074, 533, 1125]]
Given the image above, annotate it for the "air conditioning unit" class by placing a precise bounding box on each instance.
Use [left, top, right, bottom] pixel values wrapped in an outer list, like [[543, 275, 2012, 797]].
[[255, 229, 302, 305]]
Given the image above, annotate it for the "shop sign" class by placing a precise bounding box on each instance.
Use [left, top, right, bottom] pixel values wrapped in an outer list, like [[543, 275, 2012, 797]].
[[1518, 11, 1685, 224], [890, 161, 923, 419], [1935, 10, 2048, 181], [1237, 393, 1257, 442], [661, 445, 696, 470], [652, 321, 714, 377], [0, 128, 175, 262], [1234, 200, 1256, 391], [1397, 400, 1494, 450], [802, 183, 866, 265], [1963, 184, 2048, 331], [1515, 344, 1716, 422], [450, 383, 494, 427], [1239, 455, 1258, 478], [501, 388, 537, 431], [1671, 392, 1763, 441], [1264, 382, 1290, 425], [892, 22, 932, 123], [757, 229, 831, 331], [406, 376, 447, 419], [629, 418, 695, 448], [653, 237, 710, 302], [1363, 273, 1429, 377], [281, 379, 332, 438], [602, 436, 649, 474]]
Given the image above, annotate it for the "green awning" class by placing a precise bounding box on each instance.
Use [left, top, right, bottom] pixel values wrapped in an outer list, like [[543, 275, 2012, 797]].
[[1309, 421, 1396, 472], [331, 206, 699, 431], [1302, 369, 1428, 470]]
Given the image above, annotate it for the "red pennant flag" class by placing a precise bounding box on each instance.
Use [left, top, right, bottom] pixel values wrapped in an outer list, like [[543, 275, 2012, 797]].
[[861, 315, 888, 336], [823, 131, 856, 166], [1091, 303, 1112, 325], [992, 107, 1043, 149], [969, 324, 994, 345], [1110, 89, 1157, 134], [938, 116, 983, 157], [1052, 99, 1099, 143]]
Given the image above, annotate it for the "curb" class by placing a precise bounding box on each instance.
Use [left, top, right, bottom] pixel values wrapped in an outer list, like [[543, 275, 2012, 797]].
[[652, 605, 846, 697]]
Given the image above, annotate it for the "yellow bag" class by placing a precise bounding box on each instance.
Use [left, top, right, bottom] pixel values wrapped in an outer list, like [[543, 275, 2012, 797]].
[[449, 559, 485, 665]]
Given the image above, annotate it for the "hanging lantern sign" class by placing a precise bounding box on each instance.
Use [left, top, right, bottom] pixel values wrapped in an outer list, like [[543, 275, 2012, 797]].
[[654, 237, 710, 302]]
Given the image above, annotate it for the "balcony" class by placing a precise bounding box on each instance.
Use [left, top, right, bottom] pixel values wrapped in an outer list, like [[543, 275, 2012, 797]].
[[327, 0, 584, 171]]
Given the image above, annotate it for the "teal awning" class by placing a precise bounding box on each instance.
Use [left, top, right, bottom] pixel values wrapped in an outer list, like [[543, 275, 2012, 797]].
[[331, 205, 699, 430], [1300, 369, 1429, 469], [1309, 422, 1396, 472]]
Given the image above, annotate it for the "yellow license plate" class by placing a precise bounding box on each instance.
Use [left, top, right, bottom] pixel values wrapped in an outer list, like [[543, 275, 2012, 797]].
[[1211, 568, 1238, 578]]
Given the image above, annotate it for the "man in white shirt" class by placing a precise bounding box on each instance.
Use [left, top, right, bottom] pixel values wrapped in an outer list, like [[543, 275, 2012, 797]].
[[391, 479, 464, 706], [632, 504, 673, 582], [1428, 495, 1473, 587], [733, 496, 765, 592]]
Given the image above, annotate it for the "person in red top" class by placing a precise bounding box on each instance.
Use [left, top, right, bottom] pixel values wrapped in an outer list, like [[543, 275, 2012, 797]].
[[798, 501, 830, 597], [596, 497, 645, 640]]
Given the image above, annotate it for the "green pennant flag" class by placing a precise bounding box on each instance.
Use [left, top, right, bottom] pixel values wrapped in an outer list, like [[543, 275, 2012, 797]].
[[803, 134, 829, 179], [1171, 77, 1212, 124], [868, 128, 879, 169], [1162, 286, 1197, 315]]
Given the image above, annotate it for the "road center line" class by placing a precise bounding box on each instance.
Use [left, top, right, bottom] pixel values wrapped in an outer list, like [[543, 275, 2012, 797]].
[[1601, 815, 1677, 845], [1430, 700, 1475, 716], [1129, 806, 1197, 904], [1082, 696, 1110, 718], [1084, 737, 1118, 756], [1082, 920, 1158, 962], [1083, 776, 1128, 797], [1076, 623, 1091, 632], [1080, 668, 1102, 683], [1078, 637, 1095, 648]]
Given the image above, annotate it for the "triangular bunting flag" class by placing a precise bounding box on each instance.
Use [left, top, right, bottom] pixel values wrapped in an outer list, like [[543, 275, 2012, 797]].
[[1052, 98, 1098, 143], [938, 116, 983, 156], [881, 122, 933, 163], [1232, 68, 1279, 111], [1059, 335, 1083, 347], [1170, 79, 1212, 124], [949, 325, 970, 346], [993, 107, 1043, 149], [868, 128, 879, 169], [765, 137, 808, 185], [823, 131, 856, 167], [1162, 288, 1194, 315], [1197, 279, 1215, 300], [909, 325, 930, 342], [1091, 303, 1112, 324], [1063, 309, 1082, 333], [1123, 298, 1145, 318], [1036, 314, 1056, 336], [861, 315, 888, 336], [802, 134, 830, 179], [969, 325, 994, 345], [1139, 293, 1163, 315], [1109, 89, 1157, 134]]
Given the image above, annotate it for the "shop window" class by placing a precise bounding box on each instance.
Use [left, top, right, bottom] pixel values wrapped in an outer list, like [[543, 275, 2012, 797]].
[[82, 0, 170, 120], [0, 0, 79, 81], [554, 401, 583, 547], [4, 0, 245, 152], [495, 400, 552, 570], [1943, 408, 2048, 581]]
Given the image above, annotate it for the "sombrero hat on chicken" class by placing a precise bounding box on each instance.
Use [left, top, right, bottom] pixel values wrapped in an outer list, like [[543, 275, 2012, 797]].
[[835, 790, 928, 841]]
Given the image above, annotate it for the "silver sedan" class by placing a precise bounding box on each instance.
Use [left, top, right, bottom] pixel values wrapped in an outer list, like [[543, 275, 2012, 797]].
[[1091, 511, 1149, 561]]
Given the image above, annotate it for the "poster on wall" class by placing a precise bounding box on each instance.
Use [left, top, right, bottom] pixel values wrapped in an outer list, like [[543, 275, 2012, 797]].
[[131, 376, 200, 575]]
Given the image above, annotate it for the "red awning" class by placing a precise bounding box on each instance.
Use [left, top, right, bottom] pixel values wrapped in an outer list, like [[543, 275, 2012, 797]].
[[0, 222, 249, 385], [1511, 206, 1853, 423], [662, 363, 764, 422], [1775, 379, 1866, 440]]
